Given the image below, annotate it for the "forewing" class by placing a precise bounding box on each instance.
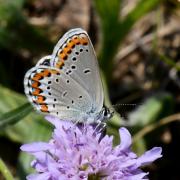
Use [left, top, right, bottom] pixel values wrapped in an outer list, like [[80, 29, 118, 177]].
[[51, 28, 104, 112], [24, 65, 92, 122]]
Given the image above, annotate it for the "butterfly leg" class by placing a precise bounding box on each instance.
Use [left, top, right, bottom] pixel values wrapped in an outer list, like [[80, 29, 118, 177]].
[[72, 119, 81, 130], [93, 120, 106, 135]]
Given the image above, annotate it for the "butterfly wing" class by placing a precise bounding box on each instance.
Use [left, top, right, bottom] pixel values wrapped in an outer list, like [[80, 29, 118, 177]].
[[24, 65, 93, 122], [51, 28, 104, 113], [24, 28, 104, 122]]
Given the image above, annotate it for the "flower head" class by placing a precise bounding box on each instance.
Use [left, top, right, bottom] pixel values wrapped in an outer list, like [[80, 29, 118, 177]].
[[21, 116, 162, 180]]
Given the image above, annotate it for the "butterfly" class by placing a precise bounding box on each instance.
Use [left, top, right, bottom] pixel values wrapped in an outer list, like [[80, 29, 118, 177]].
[[24, 28, 113, 124]]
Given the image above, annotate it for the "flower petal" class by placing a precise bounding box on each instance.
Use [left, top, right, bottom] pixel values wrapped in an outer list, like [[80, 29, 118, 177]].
[[129, 172, 148, 180], [137, 147, 162, 167], [119, 128, 132, 151], [45, 115, 72, 129], [27, 172, 50, 180], [20, 142, 51, 153], [21, 117, 162, 180], [31, 160, 47, 172]]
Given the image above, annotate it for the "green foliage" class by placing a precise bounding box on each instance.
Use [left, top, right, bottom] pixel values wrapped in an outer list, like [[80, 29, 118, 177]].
[[128, 93, 174, 130], [129, 93, 174, 154], [0, 0, 53, 53], [0, 0, 175, 179], [0, 85, 53, 177], [0, 158, 14, 180], [0, 103, 32, 130], [94, 0, 161, 82], [158, 53, 180, 71]]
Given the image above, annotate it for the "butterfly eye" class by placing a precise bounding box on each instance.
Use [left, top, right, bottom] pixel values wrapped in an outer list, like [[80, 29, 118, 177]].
[[103, 107, 114, 120], [103, 109, 108, 116], [103, 107, 111, 117]]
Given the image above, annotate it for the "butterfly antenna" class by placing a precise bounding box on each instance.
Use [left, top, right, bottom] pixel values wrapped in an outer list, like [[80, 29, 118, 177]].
[[112, 103, 138, 108], [110, 103, 142, 123], [111, 103, 139, 115]]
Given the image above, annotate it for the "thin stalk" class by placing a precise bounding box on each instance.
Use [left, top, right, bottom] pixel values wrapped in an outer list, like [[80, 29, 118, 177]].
[[0, 158, 14, 180], [133, 113, 180, 143]]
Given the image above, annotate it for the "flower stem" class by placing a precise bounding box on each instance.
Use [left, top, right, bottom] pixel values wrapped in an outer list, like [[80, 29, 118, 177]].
[[133, 113, 180, 143], [0, 158, 14, 180]]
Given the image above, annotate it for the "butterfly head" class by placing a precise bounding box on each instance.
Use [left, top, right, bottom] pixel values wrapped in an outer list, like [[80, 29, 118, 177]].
[[90, 106, 114, 122], [85, 106, 113, 124], [97, 106, 113, 122]]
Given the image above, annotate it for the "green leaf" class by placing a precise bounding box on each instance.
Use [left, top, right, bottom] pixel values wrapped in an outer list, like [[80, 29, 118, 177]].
[[0, 103, 33, 129], [94, 0, 161, 82], [94, 0, 120, 22], [0, 158, 14, 180], [157, 53, 180, 71], [128, 93, 174, 129], [128, 93, 174, 154], [132, 138, 146, 156], [118, 0, 160, 44], [0, 85, 52, 143], [94, 0, 121, 79], [122, 0, 160, 27], [0, 86, 53, 176], [0, 0, 53, 53], [0, 85, 26, 114], [18, 120, 52, 178]]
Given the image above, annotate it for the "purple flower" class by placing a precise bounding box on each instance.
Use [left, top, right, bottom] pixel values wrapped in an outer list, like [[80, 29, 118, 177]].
[[21, 116, 162, 180]]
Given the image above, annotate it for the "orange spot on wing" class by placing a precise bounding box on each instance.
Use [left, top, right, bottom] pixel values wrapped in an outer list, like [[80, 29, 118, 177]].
[[32, 74, 42, 81], [80, 37, 88, 45], [34, 69, 58, 79], [72, 37, 80, 45], [56, 60, 64, 68], [32, 81, 40, 88], [68, 41, 75, 49], [64, 47, 72, 54], [59, 51, 67, 60], [32, 88, 41, 96], [55, 35, 89, 69], [41, 104, 49, 112], [42, 69, 51, 77], [37, 95, 45, 103]]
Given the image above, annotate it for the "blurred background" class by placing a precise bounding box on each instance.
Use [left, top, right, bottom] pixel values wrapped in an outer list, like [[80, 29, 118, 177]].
[[0, 0, 180, 179]]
